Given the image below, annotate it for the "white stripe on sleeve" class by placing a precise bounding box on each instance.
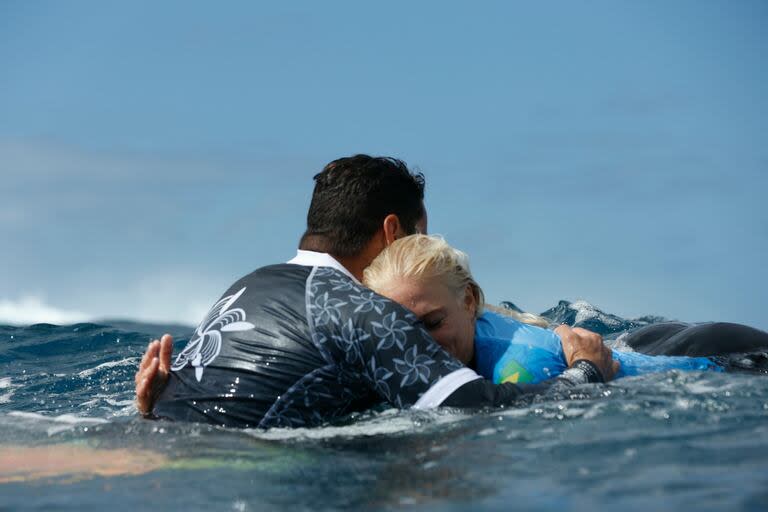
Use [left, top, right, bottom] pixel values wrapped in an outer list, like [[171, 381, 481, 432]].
[[412, 368, 483, 409]]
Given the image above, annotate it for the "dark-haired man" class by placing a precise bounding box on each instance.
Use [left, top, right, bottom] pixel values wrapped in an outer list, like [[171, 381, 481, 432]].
[[136, 155, 617, 428]]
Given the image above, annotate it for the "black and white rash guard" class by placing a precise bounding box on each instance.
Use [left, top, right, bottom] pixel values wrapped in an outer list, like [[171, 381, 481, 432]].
[[153, 251, 601, 428]]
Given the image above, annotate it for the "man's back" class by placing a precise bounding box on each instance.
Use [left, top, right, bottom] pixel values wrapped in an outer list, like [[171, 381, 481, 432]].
[[154, 263, 476, 428], [137, 155, 614, 423]]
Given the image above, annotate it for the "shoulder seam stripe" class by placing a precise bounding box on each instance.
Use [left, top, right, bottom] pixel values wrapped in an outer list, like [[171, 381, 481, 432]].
[[412, 368, 483, 409], [305, 266, 336, 366]]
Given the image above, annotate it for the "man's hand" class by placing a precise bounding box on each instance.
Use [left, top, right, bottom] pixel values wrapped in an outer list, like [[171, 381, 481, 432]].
[[555, 325, 620, 381], [134, 334, 173, 416]]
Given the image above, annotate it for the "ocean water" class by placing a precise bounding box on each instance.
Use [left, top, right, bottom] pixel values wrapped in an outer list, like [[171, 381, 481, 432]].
[[1, 300, 767, 511]]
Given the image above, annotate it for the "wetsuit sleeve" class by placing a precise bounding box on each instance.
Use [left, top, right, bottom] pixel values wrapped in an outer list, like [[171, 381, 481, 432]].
[[309, 268, 605, 411], [355, 312, 483, 409], [442, 360, 604, 408], [308, 268, 482, 409]]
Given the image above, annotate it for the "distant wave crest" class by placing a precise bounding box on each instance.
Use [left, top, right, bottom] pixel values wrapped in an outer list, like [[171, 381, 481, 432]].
[[0, 296, 90, 325]]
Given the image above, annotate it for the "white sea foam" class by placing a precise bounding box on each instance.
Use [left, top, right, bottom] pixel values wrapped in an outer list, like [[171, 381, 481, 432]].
[[610, 332, 636, 352], [569, 300, 622, 327], [0, 296, 90, 325], [0, 377, 16, 404], [7, 411, 109, 424], [77, 357, 137, 378], [6, 411, 110, 436], [249, 409, 471, 441], [682, 379, 737, 395]]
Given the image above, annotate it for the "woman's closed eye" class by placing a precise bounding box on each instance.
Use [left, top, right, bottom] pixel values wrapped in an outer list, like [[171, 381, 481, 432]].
[[422, 315, 445, 331]]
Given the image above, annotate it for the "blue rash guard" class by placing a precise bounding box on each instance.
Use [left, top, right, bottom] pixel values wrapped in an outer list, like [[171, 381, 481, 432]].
[[474, 310, 723, 384]]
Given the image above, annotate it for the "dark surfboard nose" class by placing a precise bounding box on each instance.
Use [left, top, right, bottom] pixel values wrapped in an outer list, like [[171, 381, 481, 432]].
[[625, 321, 768, 357]]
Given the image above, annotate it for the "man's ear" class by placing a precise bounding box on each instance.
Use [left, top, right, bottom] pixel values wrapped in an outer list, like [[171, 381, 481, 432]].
[[382, 214, 402, 246]]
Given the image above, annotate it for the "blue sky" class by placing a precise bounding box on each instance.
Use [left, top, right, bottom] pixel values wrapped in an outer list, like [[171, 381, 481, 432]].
[[1, 1, 766, 329]]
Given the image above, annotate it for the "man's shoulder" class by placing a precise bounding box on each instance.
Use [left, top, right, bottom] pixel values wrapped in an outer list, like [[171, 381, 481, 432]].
[[238, 262, 313, 283], [306, 266, 421, 327], [212, 263, 314, 304], [218, 263, 364, 303]]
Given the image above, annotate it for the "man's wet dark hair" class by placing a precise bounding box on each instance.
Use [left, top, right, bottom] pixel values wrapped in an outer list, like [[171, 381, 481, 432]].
[[299, 154, 426, 257]]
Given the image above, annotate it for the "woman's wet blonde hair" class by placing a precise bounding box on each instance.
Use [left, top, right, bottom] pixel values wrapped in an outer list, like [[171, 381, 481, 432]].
[[363, 234, 548, 327]]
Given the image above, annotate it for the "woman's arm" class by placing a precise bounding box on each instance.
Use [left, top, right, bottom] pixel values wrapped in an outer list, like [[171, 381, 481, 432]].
[[444, 325, 619, 407]]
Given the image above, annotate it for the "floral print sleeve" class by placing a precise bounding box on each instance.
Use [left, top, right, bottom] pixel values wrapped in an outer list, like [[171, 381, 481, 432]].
[[155, 261, 602, 429], [307, 267, 482, 408]]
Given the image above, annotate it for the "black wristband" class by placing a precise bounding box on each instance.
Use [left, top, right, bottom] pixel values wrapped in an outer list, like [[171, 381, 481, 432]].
[[560, 359, 605, 385]]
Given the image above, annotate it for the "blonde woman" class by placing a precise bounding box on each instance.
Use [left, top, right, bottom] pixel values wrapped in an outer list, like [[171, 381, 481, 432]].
[[363, 235, 767, 384]]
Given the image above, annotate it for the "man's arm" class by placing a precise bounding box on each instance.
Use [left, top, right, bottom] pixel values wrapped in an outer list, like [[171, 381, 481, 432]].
[[342, 281, 619, 410], [134, 324, 619, 414], [134, 334, 173, 416]]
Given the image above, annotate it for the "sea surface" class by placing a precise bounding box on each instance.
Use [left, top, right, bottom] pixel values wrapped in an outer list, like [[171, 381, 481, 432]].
[[1, 300, 767, 511]]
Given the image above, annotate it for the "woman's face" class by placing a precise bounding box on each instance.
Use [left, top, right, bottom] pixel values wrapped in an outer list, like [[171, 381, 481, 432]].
[[376, 277, 477, 364]]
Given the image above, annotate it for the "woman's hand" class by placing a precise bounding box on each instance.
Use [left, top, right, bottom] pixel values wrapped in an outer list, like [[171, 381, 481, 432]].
[[555, 325, 620, 381], [134, 334, 173, 416]]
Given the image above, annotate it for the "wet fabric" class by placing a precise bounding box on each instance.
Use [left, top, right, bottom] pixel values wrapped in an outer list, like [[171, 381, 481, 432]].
[[154, 263, 480, 428], [474, 311, 724, 384], [153, 252, 608, 429]]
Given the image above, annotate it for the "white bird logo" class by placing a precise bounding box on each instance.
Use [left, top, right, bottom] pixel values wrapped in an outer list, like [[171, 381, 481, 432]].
[[171, 287, 255, 382]]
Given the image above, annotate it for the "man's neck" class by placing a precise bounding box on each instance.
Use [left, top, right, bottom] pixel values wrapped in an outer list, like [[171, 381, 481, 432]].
[[298, 234, 331, 254], [332, 255, 368, 282], [298, 235, 375, 282]]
